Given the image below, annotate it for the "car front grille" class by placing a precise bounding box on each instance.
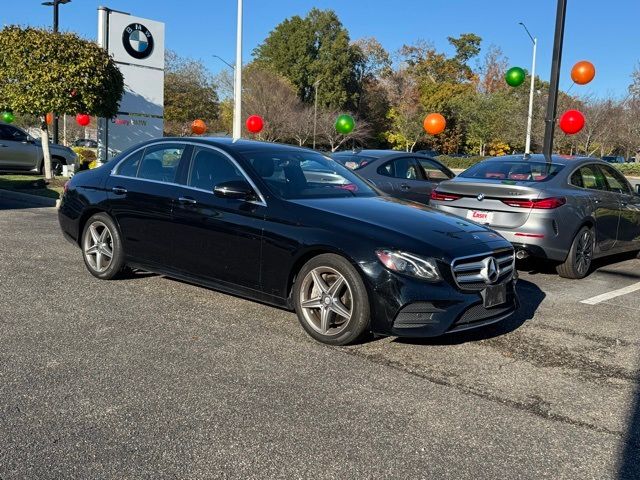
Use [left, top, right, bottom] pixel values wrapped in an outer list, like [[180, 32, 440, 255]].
[[451, 249, 515, 291]]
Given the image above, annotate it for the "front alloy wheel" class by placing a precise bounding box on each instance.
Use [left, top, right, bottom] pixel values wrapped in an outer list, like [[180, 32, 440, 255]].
[[293, 254, 370, 345]]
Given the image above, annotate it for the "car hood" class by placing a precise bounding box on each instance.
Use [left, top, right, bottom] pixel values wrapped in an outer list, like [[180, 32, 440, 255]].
[[291, 195, 508, 252], [35, 140, 72, 154]]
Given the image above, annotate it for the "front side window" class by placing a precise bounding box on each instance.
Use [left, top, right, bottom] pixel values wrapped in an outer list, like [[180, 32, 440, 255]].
[[243, 150, 376, 199], [188, 147, 245, 191], [460, 161, 564, 182], [332, 153, 376, 170], [0, 125, 27, 142], [115, 149, 144, 177], [377, 158, 420, 179], [137, 143, 186, 183], [417, 158, 452, 181], [599, 164, 632, 194]]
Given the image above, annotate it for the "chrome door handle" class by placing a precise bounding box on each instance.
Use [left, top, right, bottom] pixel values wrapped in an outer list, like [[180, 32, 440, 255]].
[[0, 144, 7, 148], [400, 184, 410, 190], [111, 187, 127, 195], [178, 196, 197, 205]]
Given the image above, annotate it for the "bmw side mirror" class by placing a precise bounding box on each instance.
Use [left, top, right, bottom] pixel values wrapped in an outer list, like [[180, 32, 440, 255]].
[[213, 180, 256, 201]]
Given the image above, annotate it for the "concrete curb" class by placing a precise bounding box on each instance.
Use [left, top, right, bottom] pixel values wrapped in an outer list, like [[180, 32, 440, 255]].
[[0, 188, 60, 208]]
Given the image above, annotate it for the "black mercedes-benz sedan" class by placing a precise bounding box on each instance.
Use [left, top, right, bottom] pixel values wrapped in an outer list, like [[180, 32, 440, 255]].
[[59, 138, 518, 345]]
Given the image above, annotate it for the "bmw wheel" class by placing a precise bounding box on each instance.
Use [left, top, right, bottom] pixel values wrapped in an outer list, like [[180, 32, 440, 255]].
[[556, 226, 594, 279], [293, 254, 370, 346], [81, 213, 125, 280]]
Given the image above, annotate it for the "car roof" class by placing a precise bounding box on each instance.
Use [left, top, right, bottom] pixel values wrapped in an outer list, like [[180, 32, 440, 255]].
[[480, 154, 602, 166], [332, 149, 425, 159]]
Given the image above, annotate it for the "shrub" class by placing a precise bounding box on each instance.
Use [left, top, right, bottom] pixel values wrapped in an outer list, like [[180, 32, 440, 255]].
[[615, 163, 640, 177], [72, 147, 97, 168]]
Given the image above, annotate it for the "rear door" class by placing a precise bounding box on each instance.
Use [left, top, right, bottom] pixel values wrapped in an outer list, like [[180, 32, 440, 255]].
[[573, 164, 619, 252], [0, 125, 39, 170], [106, 142, 190, 266], [599, 164, 640, 249], [375, 157, 426, 203]]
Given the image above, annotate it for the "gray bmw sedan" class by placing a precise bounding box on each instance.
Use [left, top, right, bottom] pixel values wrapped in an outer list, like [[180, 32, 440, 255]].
[[430, 154, 640, 279]]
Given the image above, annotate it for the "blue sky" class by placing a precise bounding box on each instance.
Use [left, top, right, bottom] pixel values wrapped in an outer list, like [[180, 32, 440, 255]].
[[2, 0, 638, 97]]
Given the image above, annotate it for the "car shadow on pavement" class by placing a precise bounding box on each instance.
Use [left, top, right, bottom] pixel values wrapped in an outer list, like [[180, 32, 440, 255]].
[[620, 380, 640, 479], [517, 251, 639, 278], [393, 279, 545, 346]]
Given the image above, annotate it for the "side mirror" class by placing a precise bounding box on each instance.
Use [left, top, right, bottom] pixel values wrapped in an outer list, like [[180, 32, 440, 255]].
[[635, 184, 640, 195], [213, 180, 256, 201]]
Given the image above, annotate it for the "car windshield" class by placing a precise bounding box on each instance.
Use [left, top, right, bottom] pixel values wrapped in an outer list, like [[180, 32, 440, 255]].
[[332, 153, 377, 170], [460, 161, 564, 182], [242, 150, 377, 199]]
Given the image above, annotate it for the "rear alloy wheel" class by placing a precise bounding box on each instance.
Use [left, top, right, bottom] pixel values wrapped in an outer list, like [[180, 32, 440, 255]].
[[556, 226, 594, 279], [293, 254, 370, 345], [40, 158, 64, 176], [81, 213, 125, 280]]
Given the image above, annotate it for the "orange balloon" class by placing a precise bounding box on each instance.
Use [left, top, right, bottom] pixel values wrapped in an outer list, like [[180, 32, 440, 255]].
[[191, 119, 207, 135], [423, 113, 446, 135], [571, 61, 595, 85], [46, 112, 53, 125]]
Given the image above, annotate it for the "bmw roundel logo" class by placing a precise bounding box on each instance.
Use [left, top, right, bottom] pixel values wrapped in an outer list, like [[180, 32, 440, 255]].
[[477, 193, 485, 201], [123, 23, 154, 60]]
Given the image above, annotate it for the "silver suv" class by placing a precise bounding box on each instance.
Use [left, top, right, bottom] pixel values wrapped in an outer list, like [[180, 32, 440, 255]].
[[430, 154, 640, 279], [0, 123, 77, 175]]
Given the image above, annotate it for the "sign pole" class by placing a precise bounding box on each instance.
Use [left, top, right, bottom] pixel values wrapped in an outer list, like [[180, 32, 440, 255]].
[[96, 6, 109, 165]]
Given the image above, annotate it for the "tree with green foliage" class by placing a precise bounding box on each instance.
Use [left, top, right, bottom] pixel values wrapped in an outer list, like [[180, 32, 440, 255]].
[[253, 8, 363, 110], [0, 26, 123, 179], [164, 51, 219, 136]]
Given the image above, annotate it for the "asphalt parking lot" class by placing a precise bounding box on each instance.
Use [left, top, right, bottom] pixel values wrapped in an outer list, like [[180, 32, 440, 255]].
[[0, 198, 639, 479]]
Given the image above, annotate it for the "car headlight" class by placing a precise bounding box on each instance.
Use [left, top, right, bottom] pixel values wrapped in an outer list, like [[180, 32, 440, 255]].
[[375, 249, 441, 282]]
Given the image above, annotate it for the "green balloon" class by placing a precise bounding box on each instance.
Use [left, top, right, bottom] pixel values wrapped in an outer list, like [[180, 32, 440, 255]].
[[335, 114, 355, 135], [1, 111, 15, 123], [505, 67, 526, 87]]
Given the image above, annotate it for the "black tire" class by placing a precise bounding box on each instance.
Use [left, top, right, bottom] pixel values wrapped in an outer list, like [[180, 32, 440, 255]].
[[293, 253, 370, 346], [39, 157, 64, 176], [556, 226, 595, 279], [81, 213, 126, 280]]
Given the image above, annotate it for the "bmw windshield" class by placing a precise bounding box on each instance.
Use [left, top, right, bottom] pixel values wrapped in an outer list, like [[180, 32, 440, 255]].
[[460, 161, 564, 182]]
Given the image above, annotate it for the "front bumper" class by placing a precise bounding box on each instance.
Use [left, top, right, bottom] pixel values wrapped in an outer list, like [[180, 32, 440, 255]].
[[363, 262, 518, 337]]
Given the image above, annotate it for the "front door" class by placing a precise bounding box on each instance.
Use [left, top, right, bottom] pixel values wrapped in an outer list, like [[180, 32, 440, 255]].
[[170, 146, 263, 289], [0, 125, 39, 170], [106, 142, 190, 267]]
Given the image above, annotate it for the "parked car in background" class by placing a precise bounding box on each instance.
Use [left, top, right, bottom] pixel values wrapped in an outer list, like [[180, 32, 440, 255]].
[[602, 155, 625, 164], [332, 150, 455, 204], [0, 123, 77, 175], [59, 138, 519, 345], [430, 154, 640, 279], [74, 139, 98, 148]]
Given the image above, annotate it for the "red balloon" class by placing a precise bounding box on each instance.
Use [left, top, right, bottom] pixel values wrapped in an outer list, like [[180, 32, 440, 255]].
[[246, 115, 264, 134], [191, 119, 207, 135], [76, 113, 90, 127], [571, 61, 595, 85], [559, 110, 585, 135]]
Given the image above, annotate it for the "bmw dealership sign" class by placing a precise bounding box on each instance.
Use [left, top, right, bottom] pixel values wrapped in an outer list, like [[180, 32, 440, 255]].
[[96, 8, 165, 161]]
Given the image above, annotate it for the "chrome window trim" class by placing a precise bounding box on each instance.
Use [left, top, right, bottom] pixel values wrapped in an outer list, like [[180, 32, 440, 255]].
[[109, 140, 267, 207]]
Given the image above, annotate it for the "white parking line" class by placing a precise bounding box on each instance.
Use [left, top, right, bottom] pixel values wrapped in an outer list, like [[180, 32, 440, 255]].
[[580, 281, 640, 305]]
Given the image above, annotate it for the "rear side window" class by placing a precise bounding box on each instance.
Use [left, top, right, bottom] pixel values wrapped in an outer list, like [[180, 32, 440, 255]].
[[332, 154, 376, 170], [115, 149, 144, 177], [460, 161, 563, 182], [574, 165, 606, 190], [417, 158, 452, 181], [137, 143, 186, 183], [377, 158, 420, 179]]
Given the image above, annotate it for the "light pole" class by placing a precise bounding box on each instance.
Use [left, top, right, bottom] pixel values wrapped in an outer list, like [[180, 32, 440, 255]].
[[42, 0, 71, 145], [519, 22, 537, 155], [233, 0, 243, 141], [312, 79, 322, 150]]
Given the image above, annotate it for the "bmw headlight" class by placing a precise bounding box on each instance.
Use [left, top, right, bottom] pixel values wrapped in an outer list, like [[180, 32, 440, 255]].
[[375, 249, 441, 282]]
